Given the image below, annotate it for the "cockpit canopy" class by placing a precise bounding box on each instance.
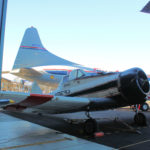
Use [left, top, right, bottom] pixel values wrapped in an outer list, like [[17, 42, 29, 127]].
[[58, 69, 86, 87], [69, 69, 86, 80], [60, 69, 107, 85], [60, 68, 107, 86]]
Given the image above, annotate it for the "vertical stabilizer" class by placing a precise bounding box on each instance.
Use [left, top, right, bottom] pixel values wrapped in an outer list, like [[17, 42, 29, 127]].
[[31, 81, 42, 94], [13, 27, 79, 69]]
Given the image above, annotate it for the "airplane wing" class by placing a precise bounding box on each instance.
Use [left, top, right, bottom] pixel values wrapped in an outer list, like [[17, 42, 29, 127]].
[[0, 99, 15, 106], [0, 91, 118, 114], [10, 68, 42, 77], [9, 68, 61, 88], [0, 91, 89, 113], [0, 91, 54, 110]]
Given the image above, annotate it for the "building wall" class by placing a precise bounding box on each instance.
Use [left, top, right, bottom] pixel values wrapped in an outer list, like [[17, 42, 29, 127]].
[[1, 78, 52, 93], [1, 78, 30, 92]]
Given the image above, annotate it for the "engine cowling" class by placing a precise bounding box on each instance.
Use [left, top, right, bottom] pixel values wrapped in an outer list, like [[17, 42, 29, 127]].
[[119, 67, 149, 104]]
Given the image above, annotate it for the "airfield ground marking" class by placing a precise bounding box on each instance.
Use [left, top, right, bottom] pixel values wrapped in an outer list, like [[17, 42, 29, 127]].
[[0, 137, 71, 150], [117, 139, 150, 149]]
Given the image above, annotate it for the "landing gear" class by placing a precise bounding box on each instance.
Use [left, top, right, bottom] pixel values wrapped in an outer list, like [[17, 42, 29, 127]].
[[141, 102, 149, 111], [85, 110, 92, 119], [131, 103, 149, 112], [84, 119, 97, 135], [84, 110, 98, 135], [133, 104, 147, 126], [134, 112, 147, 126]]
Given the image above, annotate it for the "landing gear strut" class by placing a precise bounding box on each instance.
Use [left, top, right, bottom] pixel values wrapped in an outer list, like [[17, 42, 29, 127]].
[[85, 110, 92, 119], [84, 110, 97, 135], [134, 104, 147, 126]]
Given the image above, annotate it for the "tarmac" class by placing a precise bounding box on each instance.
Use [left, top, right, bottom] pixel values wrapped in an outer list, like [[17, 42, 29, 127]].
[[0, 111, 113, 150], [1, 107, 150, 150]]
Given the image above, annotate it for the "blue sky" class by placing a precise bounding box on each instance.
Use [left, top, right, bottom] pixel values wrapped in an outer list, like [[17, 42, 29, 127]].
[[2, 0, 150, 73]]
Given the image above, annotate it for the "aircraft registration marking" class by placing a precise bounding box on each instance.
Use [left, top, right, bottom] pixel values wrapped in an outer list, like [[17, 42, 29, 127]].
[[55, 90, 71, 96]]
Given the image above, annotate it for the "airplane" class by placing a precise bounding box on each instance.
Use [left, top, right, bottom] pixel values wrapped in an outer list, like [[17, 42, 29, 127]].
[[3, 26, 149, 112], [7, 0, 150, 87], [0, 66, 149, 135], [4, 27, 97, 89], [141, 1, 150, 14]]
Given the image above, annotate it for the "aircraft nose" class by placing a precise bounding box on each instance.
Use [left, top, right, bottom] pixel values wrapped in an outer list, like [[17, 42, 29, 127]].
[[119, 67, 149, 104], [137, 70, 149, 93]]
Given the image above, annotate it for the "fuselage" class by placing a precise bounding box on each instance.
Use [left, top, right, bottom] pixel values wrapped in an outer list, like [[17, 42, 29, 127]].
[[3, 68, 150, 114], [52, 68, 149, 107], [33, 68, 149, 114], [11, 65, 100, 89], [54, 72, 119, 98]]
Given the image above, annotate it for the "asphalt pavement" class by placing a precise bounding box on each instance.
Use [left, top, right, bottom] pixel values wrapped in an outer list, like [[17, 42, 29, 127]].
[[3, 108, 150, 150]]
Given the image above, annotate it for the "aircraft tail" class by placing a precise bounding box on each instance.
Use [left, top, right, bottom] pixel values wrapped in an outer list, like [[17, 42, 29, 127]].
[[13, 27, 79, 69], [31, 81, 42, 94]]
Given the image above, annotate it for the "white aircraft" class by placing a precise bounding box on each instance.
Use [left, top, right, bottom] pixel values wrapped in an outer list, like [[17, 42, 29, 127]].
[[0, 67, 149, 134], [5, 27, 96, 89], [1, 2, 150, 136]]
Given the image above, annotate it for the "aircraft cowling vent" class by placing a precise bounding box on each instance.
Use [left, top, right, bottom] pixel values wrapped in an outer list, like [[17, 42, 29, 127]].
[[119, 68, 149, 104]]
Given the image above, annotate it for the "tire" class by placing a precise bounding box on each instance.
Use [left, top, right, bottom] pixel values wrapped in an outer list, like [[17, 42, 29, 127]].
[[141, 103, 149, 111], [84, 119, 97, 135], [134, 112, 147, 126]]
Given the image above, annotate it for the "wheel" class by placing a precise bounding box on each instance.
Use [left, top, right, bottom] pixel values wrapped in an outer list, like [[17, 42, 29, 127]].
[[134, 112, 147, 126], [84, 119, 97, 135], [141, 103, 149, 111]]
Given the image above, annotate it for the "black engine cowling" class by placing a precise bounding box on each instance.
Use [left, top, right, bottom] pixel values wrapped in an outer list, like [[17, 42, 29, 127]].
[[119, 68, 149, 104]]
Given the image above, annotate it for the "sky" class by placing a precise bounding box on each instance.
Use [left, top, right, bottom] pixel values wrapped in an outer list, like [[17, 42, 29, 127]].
[[2, 0, 150, 75]]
